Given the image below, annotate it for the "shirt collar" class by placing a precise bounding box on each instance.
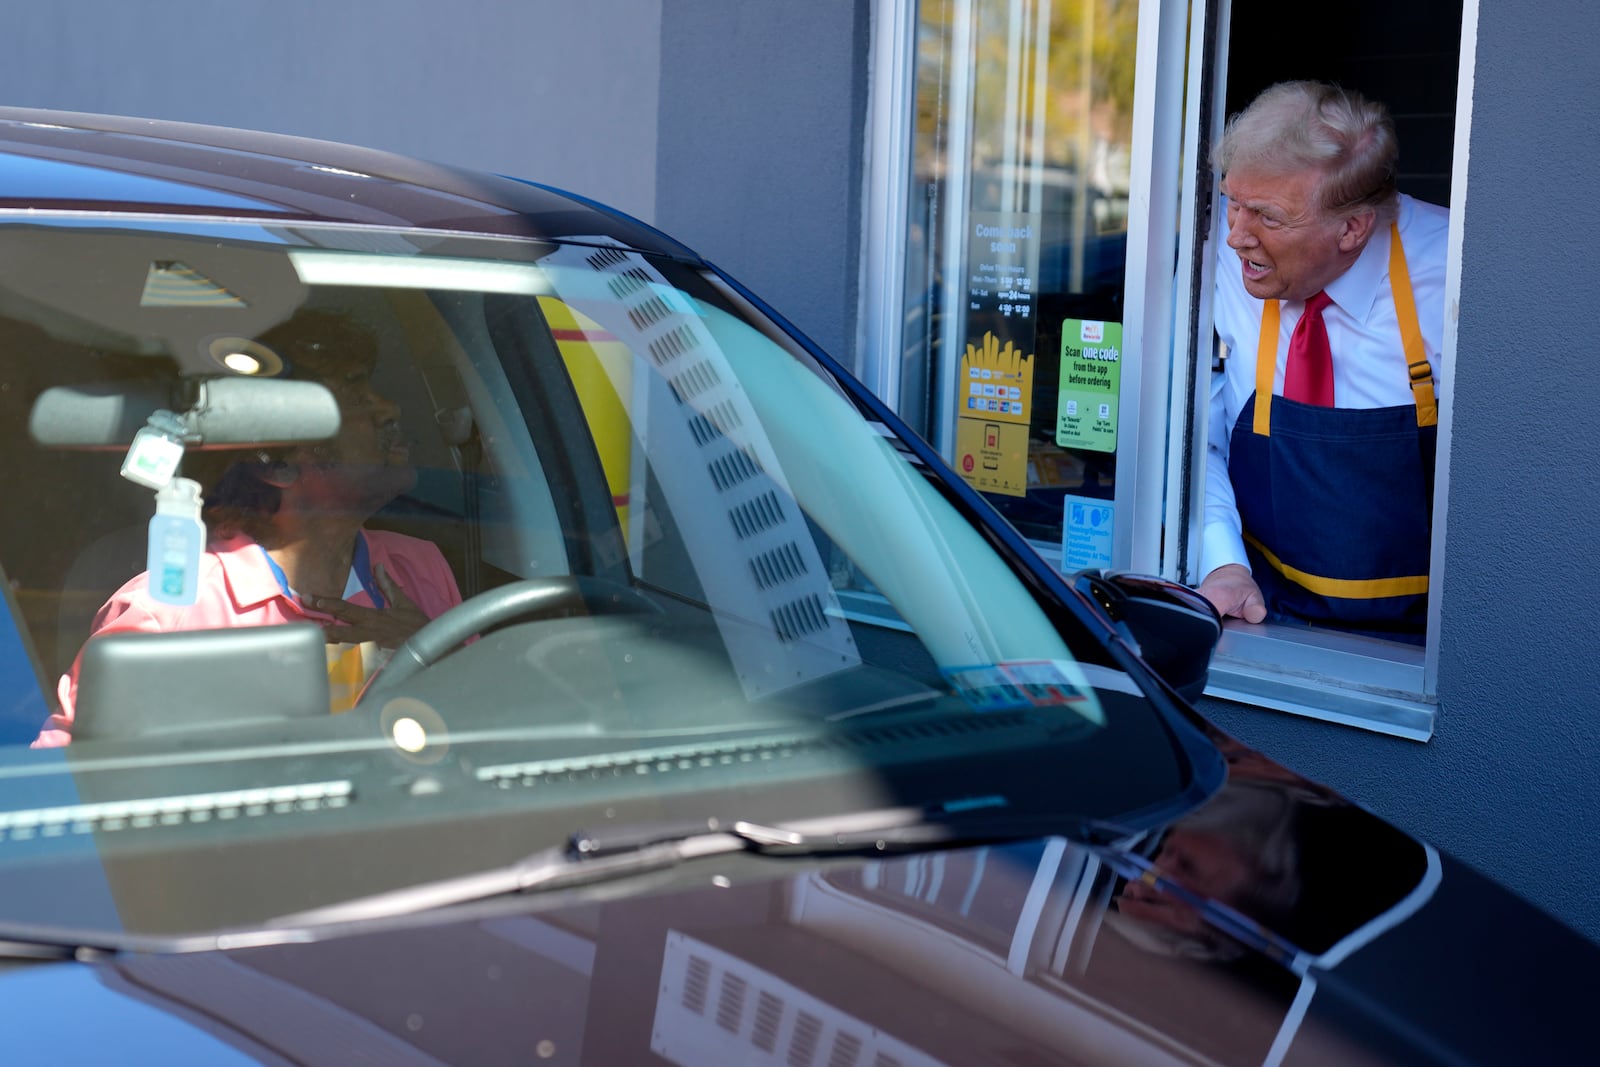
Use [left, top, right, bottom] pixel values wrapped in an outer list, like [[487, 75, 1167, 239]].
[[210, 532, 299, 612], [1324, 196, 1406, 322], [211, 530, 382, 613]]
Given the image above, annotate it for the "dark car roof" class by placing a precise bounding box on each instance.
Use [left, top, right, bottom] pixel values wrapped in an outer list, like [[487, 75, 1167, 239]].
[[0, 106, 698, 257]]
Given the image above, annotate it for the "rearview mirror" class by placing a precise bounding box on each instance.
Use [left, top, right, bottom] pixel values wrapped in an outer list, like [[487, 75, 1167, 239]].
[[29, 376, 342, 450]]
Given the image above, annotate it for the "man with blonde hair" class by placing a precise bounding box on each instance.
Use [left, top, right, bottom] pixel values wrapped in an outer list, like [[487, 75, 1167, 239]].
[[1198, 81, 1449, 641]]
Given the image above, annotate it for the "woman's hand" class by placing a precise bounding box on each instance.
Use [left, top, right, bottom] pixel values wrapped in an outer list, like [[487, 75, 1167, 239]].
[[312, 563, 430, 648]]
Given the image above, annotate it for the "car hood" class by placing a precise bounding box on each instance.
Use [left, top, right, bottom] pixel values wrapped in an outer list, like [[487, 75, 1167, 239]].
[[0, 743, 1591, 1066]]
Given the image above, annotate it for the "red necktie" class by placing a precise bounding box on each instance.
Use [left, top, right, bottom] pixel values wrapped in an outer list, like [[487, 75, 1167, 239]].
[[1283, 290, 1334, 406]]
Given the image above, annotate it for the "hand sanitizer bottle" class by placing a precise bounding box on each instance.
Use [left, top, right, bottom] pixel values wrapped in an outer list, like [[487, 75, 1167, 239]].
[[147, 477, 205, 606]]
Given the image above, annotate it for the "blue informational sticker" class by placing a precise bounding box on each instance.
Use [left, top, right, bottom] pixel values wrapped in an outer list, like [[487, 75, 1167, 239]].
[[1062, 494, 1115, 572]]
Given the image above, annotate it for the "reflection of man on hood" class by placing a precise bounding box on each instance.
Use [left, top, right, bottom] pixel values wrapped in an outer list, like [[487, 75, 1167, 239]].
[[1110, 782, 1306, 962]]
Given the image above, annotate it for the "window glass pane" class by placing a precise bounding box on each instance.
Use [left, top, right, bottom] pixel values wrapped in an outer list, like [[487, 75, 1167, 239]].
[[902, 0, 1139, 550]]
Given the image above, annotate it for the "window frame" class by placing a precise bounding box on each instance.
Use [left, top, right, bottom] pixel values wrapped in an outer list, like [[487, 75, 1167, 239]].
[[860, 0, 1479, 740]]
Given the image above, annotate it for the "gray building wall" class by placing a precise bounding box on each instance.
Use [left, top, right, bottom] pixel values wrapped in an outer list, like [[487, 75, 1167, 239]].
[[654, 0, 871, 363], [0, 0, 869, 373], [1, 1, 663, 226], [1200, 0, 1600, 944]]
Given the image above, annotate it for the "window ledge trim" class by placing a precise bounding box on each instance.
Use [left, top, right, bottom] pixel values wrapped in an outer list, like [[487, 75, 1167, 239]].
[[1205, 626, 1435, 742]]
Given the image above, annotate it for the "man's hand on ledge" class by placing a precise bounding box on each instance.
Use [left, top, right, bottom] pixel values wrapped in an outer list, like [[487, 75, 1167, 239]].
[[1198, 563, 1267, 623]]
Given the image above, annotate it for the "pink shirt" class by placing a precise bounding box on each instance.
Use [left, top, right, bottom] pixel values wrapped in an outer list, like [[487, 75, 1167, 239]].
[[38, 529, 462, 746]]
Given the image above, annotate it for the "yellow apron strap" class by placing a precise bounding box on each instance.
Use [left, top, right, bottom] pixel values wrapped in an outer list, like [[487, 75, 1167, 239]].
[[1250, 221, 1434, 434], [1252, 299, 1280, 436], [1387, 222, 1437, 428]]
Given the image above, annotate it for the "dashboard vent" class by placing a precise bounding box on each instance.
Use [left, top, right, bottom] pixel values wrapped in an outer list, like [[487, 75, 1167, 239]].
[[729, 490, 786, 540], [769, 593, 830, 643], [749, 541, 807, 590], [0, 780, 353, 843], [543, 242, 860, 702], [475, 713, 1030, 791]]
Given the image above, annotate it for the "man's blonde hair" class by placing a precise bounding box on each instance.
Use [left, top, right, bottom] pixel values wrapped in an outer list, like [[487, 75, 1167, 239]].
[[1214, 81, 1399, 224]]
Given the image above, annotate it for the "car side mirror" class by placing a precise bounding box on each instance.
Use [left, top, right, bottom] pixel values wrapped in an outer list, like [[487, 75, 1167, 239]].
[[1073, 571, 1221, 703]]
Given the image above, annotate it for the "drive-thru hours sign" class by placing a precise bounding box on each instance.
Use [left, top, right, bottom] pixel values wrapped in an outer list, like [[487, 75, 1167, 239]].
[[956, 211, 1040, 498]]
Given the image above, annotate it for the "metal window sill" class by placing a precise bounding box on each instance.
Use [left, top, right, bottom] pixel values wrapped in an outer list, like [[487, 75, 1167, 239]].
[[1204, 622, 1435, 741], [837, 580, 1436, 742]]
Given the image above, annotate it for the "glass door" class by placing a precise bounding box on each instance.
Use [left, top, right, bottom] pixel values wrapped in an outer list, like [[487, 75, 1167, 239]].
[[868, 0, 1197, 575]]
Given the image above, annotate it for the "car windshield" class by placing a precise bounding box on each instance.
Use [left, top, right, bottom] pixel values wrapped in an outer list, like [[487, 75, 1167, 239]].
[[0, 218, 1206, 940]]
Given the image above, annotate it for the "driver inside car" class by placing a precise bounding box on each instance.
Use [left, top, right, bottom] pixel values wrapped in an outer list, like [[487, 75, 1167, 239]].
[[35, 309, 463, 746]]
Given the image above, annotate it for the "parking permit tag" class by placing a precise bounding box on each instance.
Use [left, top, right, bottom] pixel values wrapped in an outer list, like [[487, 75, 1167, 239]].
[[121, 411, 189, 490]]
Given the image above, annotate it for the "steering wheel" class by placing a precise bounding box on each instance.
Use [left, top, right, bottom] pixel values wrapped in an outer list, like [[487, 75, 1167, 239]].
[[363, 575, 661, 699]]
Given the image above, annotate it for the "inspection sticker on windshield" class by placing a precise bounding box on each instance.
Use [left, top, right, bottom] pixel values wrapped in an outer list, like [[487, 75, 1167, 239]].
[[944, 661, 1102, 723]]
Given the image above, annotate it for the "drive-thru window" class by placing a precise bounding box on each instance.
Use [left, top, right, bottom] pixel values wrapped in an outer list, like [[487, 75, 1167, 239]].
[[860, 0, 1467, 739]]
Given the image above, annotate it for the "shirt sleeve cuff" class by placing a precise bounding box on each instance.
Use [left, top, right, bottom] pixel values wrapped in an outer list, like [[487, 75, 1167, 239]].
[[1201, 523, 1250, 579]]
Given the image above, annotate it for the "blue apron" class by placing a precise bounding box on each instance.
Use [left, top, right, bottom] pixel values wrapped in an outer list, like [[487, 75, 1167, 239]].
[[1227, 224, 1437, 642]]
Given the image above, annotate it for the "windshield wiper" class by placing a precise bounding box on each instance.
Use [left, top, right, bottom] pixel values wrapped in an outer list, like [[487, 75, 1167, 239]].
[[270, 800, 1136, 931]]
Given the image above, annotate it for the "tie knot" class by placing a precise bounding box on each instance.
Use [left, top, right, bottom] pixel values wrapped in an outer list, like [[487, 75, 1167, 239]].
[[1304, 290, 1332, 315]]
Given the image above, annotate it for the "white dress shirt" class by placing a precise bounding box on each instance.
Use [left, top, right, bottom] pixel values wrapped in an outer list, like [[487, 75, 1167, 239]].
[[1202, 193, 1451, 579]]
